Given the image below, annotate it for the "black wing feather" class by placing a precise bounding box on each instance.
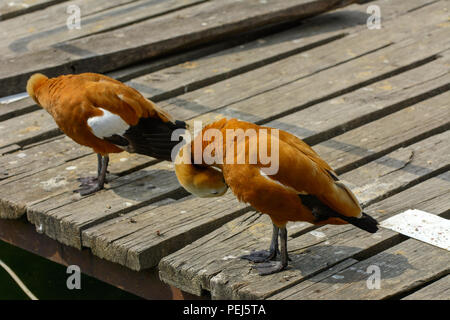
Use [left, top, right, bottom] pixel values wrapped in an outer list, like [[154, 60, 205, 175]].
[[299, 194, 378, 233], [104, 117, 187, 161]]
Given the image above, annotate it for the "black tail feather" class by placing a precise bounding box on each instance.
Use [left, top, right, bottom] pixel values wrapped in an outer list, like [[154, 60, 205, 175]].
[[298, 194, 379, 233], [336, 212, 379, 233]]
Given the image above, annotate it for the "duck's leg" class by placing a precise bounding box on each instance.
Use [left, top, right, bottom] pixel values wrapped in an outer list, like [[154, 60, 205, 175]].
[[76, 154, 109, 196], [77, 154, 103, 186], [97, 153, 102, 177], [253, 227, 289, 275], [241, 224, 279, 263]]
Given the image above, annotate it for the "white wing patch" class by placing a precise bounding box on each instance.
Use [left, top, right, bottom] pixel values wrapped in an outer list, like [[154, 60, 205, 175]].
[[87, 108, 129, 139]]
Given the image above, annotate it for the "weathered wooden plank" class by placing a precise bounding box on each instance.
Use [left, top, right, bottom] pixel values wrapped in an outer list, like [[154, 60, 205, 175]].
[[159, 2, 450, 121], [0, 12, 347, 123], [265, 55, 450, 146], [82, 192, 250, 270], [1, 0, 437, 121], [342, 131, 450, 206], [186, 41, 449, 133], [0, 149, 157, 218], [0, 109, 59, 149], [0, 0, 356, 96], [5, 10, 448, 150], [127, 0, 441, 102], [158, 151, 450, 297], [271, 240, 449, 300], [0, 134, 156, 186], [0, 96, 37, 122], [0, 0, 139, 45], [3, 0, 447, 149], [0, 0, 68, 21], [0, 136, 90, 184], [127, 32, 347, 103], [312, 91, 450, 174], [402, 275, 450, 300], [0, 0, 206, 57], [26, 160, 182, 248], [1, 45, 446, 184], [0, 144, 20, 156]]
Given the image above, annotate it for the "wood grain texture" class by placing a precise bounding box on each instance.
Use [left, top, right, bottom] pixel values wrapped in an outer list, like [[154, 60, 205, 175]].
[[0, 0, 68, 21], [313, 91, 450, 174], [272, 238, 449, 300], [266, 55, 450, 146], [3, 1, 447, 150], [402, 275, 450, 300], [82, 192, 250, 270], [0, 148, 156, 218], [7, 11, 448, 151], [1, 0, 438, 121], [0, 0, 356, 96], [129, 0, 444, 102], [0, 136, 91, 184], [0, 109, 60, 149], [0, 0, 205, 57], [25, 160, 179, 247], [0, 0, 135, 46], [159, 1, 450, 121], [0, 96, 37, 121]]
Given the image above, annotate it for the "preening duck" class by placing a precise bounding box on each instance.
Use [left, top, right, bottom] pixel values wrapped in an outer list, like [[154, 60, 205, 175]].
[[27, 73, 186, 195], [175, 118, 378, 275]]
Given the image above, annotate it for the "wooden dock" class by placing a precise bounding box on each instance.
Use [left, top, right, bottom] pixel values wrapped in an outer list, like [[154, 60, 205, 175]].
[[0, 0, 449, 300]]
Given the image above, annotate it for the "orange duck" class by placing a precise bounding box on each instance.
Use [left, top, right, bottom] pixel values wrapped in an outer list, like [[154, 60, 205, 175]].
[[175, 118, 378, 275], [27, 73, 186, 195]]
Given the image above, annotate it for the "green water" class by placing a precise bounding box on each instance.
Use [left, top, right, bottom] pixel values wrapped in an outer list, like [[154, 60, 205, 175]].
[[0, 240, 142, 300]]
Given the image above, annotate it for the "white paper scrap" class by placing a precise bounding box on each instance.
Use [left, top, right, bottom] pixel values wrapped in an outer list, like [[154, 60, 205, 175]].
[[380, 209, 450, 251]]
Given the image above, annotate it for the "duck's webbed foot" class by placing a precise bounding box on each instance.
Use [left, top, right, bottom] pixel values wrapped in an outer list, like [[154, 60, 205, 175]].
[[75, 184, 103, 196], [249, 226, 289, 276], [253, 261, 287, 276], [74, 154, 109, 196], [241, 249, 278, 263], [77, 176, 98, 185], [241, 224, 279, 263]]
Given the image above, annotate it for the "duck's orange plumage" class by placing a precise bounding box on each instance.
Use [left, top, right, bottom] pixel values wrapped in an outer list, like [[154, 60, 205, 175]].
[[175, 118, 378, 274], [27, 72, 186, 195], [27, 73, 178, 155]]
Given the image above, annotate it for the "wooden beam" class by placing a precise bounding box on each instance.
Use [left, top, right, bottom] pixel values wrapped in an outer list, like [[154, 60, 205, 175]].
[[0, 0, 356, 96]]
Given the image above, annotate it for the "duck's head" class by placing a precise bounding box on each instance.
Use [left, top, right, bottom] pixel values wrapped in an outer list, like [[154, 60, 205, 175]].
[[26, 73, 48, 105], [175, 145, 228, 198]]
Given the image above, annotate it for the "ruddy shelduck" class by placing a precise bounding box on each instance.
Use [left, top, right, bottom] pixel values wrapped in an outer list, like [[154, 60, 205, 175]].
[[175, 118, 378, 275], [27, 72, 186, 195]]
